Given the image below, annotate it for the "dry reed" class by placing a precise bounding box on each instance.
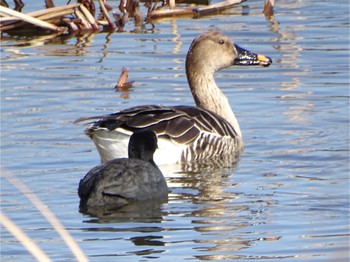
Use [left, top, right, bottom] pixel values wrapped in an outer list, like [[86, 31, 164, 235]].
[[1, 169, 89, 262]]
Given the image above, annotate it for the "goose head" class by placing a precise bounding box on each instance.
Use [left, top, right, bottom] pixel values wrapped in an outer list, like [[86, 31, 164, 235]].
[[185, 31, 272, 137], [186, 31, 272, 76]]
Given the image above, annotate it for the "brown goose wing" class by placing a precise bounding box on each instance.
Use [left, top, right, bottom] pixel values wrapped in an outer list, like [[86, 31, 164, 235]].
[[75, 105, 238, 145], [173, 106, 239, 138]]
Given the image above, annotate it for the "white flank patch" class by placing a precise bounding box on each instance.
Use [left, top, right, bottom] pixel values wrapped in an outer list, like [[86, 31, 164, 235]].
[[91, 128, 185, 165], [92, 129, 131, 162]]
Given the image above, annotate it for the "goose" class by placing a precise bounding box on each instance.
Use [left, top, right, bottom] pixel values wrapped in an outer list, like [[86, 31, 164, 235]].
[[78, 130, 168, 208], [75, 31, 272, 165]]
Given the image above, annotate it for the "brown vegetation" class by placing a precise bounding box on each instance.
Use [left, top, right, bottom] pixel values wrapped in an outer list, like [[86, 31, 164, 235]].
[[0, 0, 247, 35]]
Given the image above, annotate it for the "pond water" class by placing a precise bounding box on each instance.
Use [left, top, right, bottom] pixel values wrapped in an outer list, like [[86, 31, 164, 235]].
[[1, 0, 349, 261]]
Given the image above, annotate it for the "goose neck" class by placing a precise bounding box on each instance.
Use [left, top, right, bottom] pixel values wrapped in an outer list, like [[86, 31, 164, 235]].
[[186, 69, 242, 138]]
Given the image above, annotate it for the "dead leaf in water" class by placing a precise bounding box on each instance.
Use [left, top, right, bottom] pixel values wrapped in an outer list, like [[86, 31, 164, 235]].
[[115, 67, 135, 91]]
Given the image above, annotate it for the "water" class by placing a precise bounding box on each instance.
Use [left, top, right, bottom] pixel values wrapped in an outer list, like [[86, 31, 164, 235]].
[[1, 0, 349, 261]]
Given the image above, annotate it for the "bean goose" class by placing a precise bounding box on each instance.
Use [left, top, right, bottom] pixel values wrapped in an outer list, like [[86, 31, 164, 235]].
[[75, 31, 272, 165]]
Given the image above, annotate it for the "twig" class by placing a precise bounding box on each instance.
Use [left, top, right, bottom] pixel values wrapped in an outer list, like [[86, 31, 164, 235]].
[[75, 8, 92, 30], [26, 4, 80, 18], [193, 0, 244, 18], [0, 5, 61, 32], [149, 7, 193, 19], [79, 4, 99, 31], [0, 4, 79, 24], [2, 169, 89, 262], [98, 0, 116, 30], [149, 0, 244, 19], [1, 213, 53, 262]]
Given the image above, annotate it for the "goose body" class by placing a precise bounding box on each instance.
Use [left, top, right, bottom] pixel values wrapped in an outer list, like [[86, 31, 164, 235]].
[[78, 130, 168, 208], [76, 31, 272, 165]]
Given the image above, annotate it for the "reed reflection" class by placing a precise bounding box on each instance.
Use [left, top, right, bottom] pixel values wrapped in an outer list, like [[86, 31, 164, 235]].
[[265, 0, 316, 126]]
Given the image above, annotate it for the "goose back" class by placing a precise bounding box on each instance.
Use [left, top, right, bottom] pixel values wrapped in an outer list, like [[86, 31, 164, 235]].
[[78, 105, 243, 163]]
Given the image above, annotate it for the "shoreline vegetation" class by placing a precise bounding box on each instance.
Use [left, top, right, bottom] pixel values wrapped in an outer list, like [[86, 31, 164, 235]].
[[0, 0, 274, 35]]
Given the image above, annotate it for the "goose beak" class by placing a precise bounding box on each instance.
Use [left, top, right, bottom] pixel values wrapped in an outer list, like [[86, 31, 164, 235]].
[[233, 44, 272, 67]]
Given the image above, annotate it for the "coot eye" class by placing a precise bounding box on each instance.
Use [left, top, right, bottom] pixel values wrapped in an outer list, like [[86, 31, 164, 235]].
[[218, 39, 225, 45]]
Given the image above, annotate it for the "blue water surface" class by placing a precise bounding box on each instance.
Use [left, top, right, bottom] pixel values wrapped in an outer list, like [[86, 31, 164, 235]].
[[1, 0, 349, 261]]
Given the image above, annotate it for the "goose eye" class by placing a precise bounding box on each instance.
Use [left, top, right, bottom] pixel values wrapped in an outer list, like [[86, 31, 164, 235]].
[[218, 39, 225, 45]]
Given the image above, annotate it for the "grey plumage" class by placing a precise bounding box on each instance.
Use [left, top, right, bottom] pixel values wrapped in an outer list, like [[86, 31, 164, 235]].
[[78, 130, 168, 208]]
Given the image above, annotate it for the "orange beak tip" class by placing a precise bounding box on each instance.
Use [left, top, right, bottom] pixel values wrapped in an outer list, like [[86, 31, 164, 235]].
[[257, 54, 273, 66]]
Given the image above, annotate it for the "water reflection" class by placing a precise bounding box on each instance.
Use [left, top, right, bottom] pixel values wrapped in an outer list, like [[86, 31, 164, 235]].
[[169, 168, 279, 260], [80, 198, 166, 223], [264, 2, 319, 130], [78, 157, 280, 260], [1, 32, 98, 59]]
